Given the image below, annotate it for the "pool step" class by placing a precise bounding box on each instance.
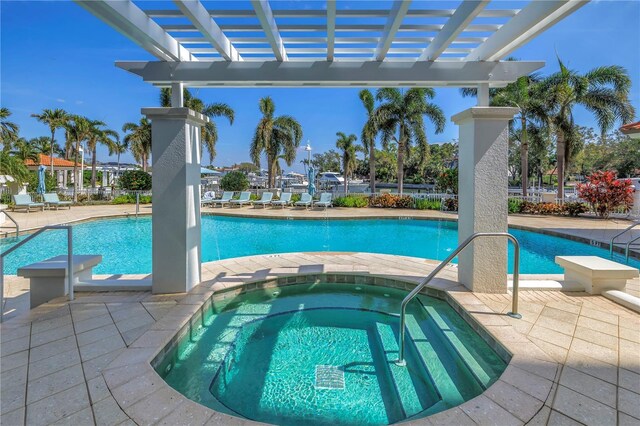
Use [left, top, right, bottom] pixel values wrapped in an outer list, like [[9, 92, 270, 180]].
[[374, 322, 429, 419], [403, 313, 465, 407]]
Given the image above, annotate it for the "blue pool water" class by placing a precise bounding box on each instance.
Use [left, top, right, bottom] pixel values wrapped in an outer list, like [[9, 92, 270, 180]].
[[2, 215, 638, 275], [157, 283, 507, 425]]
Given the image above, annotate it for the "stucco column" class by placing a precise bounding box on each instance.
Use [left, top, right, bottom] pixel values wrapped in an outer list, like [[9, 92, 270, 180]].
[[452, 107, 518, 293], [142, 107, 209, 294]]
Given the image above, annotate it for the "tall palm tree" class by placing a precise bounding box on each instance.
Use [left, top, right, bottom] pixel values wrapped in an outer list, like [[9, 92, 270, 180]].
[[374, 88, 445, 194], [108, 139, 129, 179], [160, 88, 234, 163], [65, 116, 92, 202], [10, 138, 38, 162], [85, 121, 118, 187], [31, 108, 68, 175], [122, 118, 152, 171], [335, 132, 359, 195], [250, 97, 303, 188], [359, 89, 379, 194], [0, 151, 29, 181], [0, 107, 19, 147], [29, 136, 63, 157], [539, 58, 635, 199]]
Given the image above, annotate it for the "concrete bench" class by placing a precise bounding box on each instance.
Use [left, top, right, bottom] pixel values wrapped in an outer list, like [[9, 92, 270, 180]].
[[555, 256, 639, 294], [17, 255, 102, 308]]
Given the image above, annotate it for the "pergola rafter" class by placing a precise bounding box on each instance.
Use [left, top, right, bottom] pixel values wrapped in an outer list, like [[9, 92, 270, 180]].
[[75, 0, 589, 82]]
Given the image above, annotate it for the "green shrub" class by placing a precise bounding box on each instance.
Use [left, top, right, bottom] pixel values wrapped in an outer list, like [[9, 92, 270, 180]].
[[414, 198, 441, 210], [333, 195, 369, 208], [112, 194, 152, 204], [26, 171, 57, 193], [220, 171, 249, 191], [437, 168, 458, 194], [564, 201, 588, 217], [119, 170, 152, 190], [290, 193, 302, 203], [508, 198, 524, 214]]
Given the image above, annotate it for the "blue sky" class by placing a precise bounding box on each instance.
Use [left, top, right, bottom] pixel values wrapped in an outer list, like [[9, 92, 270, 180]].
[[2, 1, 639, 172]]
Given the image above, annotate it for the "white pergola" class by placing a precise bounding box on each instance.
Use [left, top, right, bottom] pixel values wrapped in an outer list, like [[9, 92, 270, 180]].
[[75, 0, 588, 294]]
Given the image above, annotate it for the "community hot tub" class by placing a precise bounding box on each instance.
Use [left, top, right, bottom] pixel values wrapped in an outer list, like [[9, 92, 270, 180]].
[[153, 276, 509, 425]]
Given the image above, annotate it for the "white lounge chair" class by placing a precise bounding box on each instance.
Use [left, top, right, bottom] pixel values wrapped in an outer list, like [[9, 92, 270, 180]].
[[12, 194, 44, 212], [211, 191, 234, 208], [294, 193, 313, 209], [230, 191, 252, 208], [253, 192, 273, 208], [271, 192, 292, 209], [314, 193, 333, 210], [201, 191, 216, 207], [43, 193, 72, 210]]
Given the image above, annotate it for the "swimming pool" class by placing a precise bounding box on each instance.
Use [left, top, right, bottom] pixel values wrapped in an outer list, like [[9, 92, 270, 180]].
[[2, 215, 638, 275], [155, 282, 507, 425]]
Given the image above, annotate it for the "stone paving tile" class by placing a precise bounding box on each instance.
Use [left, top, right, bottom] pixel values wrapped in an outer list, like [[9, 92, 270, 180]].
[[483, 380, 543, 422], [87, 376, 112, 405], [79, 333, 126, 362], [0, 407, 25, 426], [1, 324, 31, 343], [29, 335, 77, 363], [573, 326, 619, 350], [1, 364, 27, 390], [0, 350, 29, 373], [460, 394, 523, 426], [25, 383, 91, 426], [125, 386, 183, 425], [155, 400, 214, 425], [547, 410, 584, 426], [76, 324, 121, 348], [26, 364, 86, 405], [569, 338, 618, 366], [27, 347, 82, 381], [564, 351, 618, 385], [618, 388, 640, 421], [1, 335, 30, 357], [50, 406, 95, 426], [619, 326, 640, 344], [73, 313, 115, 334], [552, 385, 617, 426], [619, 367, 640, 394], [1, 382, 26, 416], [30, 323, 75, 348], [558, 366, 617, 408], [528, 324, 573, 349], [92, 396, 129, 426], [576, 315, 618, 337], [82, 348, 125, 381]]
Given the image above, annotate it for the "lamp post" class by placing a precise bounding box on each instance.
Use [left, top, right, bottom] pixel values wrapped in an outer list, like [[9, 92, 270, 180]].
[[78, 145, 84, 191]]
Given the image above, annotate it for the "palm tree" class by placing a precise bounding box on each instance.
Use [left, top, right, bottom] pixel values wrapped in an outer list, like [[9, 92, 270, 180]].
[[359, 89, 379, 194], [31, 109, 68, 175], [539, 58, 635, 199], [160, 88, 234, 163], [335, 132, 360, 195], [0, 107, 19, 147], [374, 88, 445, 194], [0, 151, 29, 181], [122, 118, 152, 171], [10, 138, 38, 162], [85, 121, 118, 187], [108, 139, 129, 179], [250, 97, 303, 188], [64, 116, 92, 202]]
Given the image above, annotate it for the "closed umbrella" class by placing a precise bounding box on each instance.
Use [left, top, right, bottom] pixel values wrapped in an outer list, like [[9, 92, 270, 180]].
[[308, 166, 316, 196], [37, 165, 46, 195]]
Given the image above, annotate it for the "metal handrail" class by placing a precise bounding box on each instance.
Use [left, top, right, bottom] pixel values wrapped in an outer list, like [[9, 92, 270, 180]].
[[1, 226, 73, 322], [396, 232, 521, 366], [610, 221, 640, 258], [625, 235, 640, 262], [1, 210, 19, 238]]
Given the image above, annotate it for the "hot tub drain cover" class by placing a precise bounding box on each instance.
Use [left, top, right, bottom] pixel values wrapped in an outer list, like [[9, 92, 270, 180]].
[[315, 365, 345, 390]]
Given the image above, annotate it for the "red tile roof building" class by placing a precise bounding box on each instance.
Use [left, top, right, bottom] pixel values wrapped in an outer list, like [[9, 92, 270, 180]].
[[24, 154, 79, 170]]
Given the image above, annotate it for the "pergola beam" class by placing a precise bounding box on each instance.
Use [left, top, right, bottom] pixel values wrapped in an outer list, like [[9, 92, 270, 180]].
[[174, 0, 242, 61], [251, 0, 287, 61], [419, 1, 489, 61], [327, 1, 336, 61], [466, 0, 587, 61], [116, 60, 544, 87], [74, 0, 196, 62], [375, 0, 412, 61]]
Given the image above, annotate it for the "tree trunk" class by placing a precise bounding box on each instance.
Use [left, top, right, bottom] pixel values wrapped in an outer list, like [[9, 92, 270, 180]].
[[369, 141, 376, 194], [73, 140, 79, 202], [50, 129, 56, 176], [556, 129, 565, 200], [91, 147, 97, 188], [520, 116, 529, 198], [267, 154, 275, 189], [117, 153, 121, 178]]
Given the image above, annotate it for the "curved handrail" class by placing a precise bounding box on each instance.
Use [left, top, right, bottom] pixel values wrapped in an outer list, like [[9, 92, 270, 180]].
[[1, 225, 73, 322], [1, 210, 19, 237], [396, 232, 521, 366], [625, 235, 640, 262], [610, 221, 640, 258]]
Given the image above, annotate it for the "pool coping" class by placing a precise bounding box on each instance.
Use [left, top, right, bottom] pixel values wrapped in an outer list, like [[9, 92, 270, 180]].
[[100, 255, 557, 426]]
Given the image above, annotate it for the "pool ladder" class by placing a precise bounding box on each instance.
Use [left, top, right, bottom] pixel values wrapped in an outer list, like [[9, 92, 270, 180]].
[[609, 221, 640, 263], [396, 232, 521, 366]]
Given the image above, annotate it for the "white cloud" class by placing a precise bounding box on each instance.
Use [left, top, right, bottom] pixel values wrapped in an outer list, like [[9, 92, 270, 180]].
[[75, 100, 84, 105], [56, 98, 65, 103]]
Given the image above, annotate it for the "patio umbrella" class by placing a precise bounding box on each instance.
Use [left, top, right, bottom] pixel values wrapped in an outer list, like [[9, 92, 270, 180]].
[[308, 166, 316, 196], [37, 165, 46, 195]]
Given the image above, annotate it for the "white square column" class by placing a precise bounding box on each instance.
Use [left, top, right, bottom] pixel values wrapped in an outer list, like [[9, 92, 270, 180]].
[[452, 107, 518, 293], [142, 107, 209, 294]]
